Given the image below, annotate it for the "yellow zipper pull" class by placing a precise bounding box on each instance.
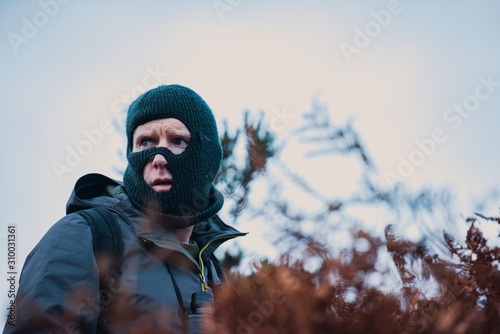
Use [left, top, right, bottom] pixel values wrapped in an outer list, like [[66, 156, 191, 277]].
[[199, 274, 208, 291]]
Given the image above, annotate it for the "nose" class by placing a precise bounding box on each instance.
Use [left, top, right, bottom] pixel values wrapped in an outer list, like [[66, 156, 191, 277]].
[[152, 154, 168, 169]]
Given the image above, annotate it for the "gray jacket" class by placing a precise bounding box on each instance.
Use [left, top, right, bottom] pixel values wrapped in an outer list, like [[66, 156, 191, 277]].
[[4, 173, 245, 333]]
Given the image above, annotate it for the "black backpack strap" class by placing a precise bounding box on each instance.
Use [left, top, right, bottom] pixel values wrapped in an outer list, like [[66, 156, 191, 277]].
[[78, 206, 124, 333], [80, 207, 124, 280]]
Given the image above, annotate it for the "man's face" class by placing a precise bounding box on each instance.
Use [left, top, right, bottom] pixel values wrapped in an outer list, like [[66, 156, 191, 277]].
[[132, 118, 191, 192]]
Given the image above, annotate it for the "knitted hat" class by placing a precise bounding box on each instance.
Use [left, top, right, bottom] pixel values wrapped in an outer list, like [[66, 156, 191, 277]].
[[123, 85, 224, 228]]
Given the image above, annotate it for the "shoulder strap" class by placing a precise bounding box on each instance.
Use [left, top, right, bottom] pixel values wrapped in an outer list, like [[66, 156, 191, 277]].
[[79, 207, 124, 279], [78, 206, 124, 333]]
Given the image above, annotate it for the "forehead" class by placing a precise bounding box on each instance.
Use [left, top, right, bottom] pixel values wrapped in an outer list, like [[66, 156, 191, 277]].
[[133, 118, 190, 137]]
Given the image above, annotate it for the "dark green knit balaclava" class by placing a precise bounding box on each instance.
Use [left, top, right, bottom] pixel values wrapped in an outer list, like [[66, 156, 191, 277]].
[[123, 84, 224, 228]]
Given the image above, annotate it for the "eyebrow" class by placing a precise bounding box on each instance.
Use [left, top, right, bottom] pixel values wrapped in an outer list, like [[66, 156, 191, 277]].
[[174, 130, 191, 140], [134, 128, 160, 146], [168, 124, 191, 138]]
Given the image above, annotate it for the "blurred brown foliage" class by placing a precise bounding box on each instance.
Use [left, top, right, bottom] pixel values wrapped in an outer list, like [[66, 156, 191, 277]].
[[210, 216, 500, 334], [211, 99, 500, 333]]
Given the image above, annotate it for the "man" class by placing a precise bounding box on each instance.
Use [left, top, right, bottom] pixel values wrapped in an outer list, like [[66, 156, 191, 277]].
[[4, 84, 246, 333]]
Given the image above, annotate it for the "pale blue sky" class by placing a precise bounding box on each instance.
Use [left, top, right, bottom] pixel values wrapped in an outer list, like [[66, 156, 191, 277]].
[[1, 0, 500, 303]]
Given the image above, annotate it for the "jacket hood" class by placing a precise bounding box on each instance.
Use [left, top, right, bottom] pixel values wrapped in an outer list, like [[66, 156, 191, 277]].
[[66, 173, 125, 214]]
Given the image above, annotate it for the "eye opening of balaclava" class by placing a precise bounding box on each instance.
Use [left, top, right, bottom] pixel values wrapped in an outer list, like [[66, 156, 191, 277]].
[[123, 84, 224, 228]]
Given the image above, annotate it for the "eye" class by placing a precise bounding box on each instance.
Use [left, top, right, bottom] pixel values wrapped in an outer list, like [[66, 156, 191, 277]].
[[140, 139, 156, 149], [172, 138, 189, 147], [166, 137, 189, 155]]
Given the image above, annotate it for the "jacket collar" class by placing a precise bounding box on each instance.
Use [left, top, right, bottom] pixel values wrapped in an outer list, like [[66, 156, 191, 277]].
[[67, 173, 246, 257]]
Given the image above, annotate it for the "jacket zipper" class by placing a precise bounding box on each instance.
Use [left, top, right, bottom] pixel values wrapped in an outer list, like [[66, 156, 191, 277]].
[[198, 234, 246, 291], [107, 205, 245, 291]]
